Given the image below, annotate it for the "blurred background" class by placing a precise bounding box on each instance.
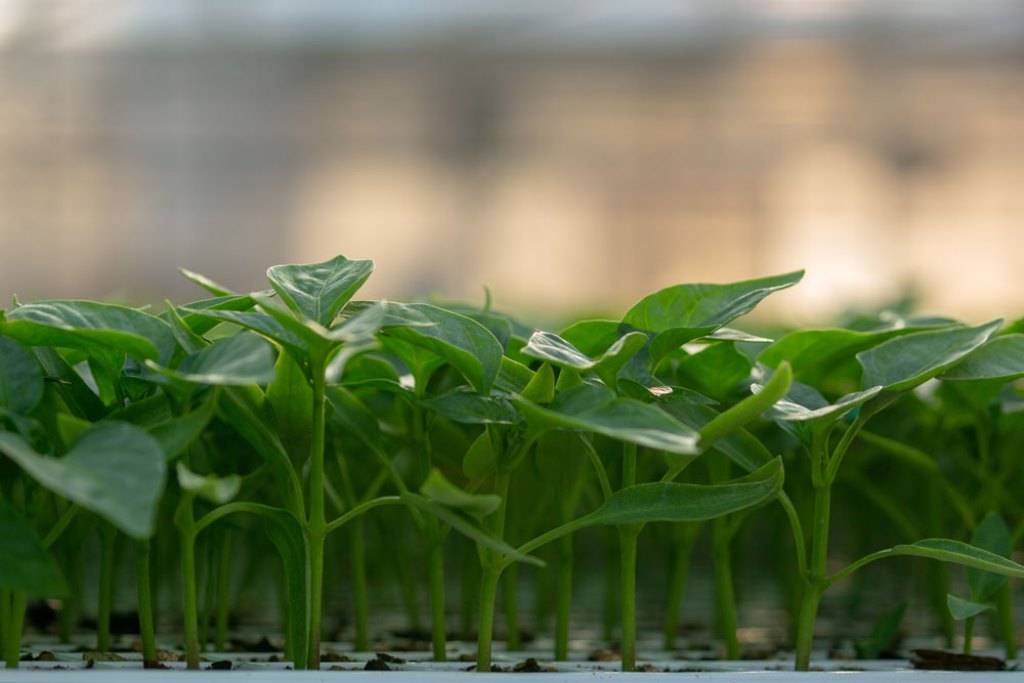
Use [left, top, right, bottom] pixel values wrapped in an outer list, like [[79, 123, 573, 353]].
[[1, 0, 1023, 324]]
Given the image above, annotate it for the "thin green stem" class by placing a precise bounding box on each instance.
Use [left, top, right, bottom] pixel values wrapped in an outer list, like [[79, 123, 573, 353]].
[[214, 531, 232, 652], [618, 527, 639, 672], [178, 497, 201, 670], [349, 519, 370, 651], [323, 496, 403, 537], [0, 590, 10, 664], [307, 356, 327, 669], [96, 524, 118, 653], [581, 437, 612, 502], [429, 539, 447, 661], [825, 416, 867, 484], [997, 582, 1017, 659], [794, 477, 831, 671], [135, 541, 157, 664], [3, 592, 26, 669], [778, 492, 808, 581], [712, 516, 740, 659], [476, 568, 502, 671], [42, 504, 78, 549], [503, 563, 520, 651], [554, 533, 573, 661], [663, 524, 697, 651], [963, 616, 975, 655]]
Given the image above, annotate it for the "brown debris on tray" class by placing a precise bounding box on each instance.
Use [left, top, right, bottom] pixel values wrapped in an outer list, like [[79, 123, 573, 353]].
[[911, 648, 1005, 671]]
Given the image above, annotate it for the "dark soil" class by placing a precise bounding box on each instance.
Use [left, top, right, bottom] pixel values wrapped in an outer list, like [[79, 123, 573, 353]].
[[911, 649, 1005, 671]]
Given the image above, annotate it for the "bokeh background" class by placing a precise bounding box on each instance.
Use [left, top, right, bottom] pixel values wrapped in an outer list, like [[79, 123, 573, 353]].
[[1, 1, 1023, 324]]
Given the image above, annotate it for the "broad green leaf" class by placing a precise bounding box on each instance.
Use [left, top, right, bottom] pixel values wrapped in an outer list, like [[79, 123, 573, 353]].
[[947, 594, 992, 621], [179, 307, 309, 363], [267, 255, 374, 327], [0, 336, 44, 415], [147, 332, 276, 386], [943, 335, 1024, 383], [267, 351, 312, 461], [968, 512, 1012, 601], [4, 300, 176, 365], [495, 356, 535, 394], [560, 319, 622, 356], [622, 272, 803, 360], [671, 342, 751, 400], [520, 363, 555, 404], [171, 293, 259, 337], [857, 321, 1001, 393], [147, 398, 216, 461], [890, 538, 1024, 579], [759, 326, 947, 387], [422, 389, 518, 425], [523, 330, 648, 387], [375, 302, 503, 393], [514, 382, 699, 455], [463, 430, 498, 479], [764, 385, 883, 424], [0, 501, 68, 597], [176, 462, 241, 504], [420, 468, 501, 517], [0, 422, 167, 538]]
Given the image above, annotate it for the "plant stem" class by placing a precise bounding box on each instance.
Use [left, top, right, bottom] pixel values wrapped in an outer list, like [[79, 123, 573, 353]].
[[0, 590, 9, 662], [997, 582, 1017, 659], [349, 518, 369, 651], [214, 530, 232, 652], [712, 517, 740, 659], [963, 616, 975, 655], [306, 356, 327, 669], [794, 481, 831, 671], [602, 530, 618, 643], [428, 540, 447, 661], [503, 562, 520, 651], [3, 592, 25, 669], [619, 527, 639, 672], [96, 524, 118, 653], [619, 441, 639, 672], [178, 501, 201, 670], [460, 541, 478, 641], [554, 533, 573, 660], [664, 523, 698, 651], [135, 540, 157, 664], [476, 568, 502, 671]]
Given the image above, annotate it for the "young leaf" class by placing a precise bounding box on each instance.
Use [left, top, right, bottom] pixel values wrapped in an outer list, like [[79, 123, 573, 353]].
[[147, 331, 277, 386], [375, 302, 504, 393], [420, 468, 501, 517], [147, 398, 216, 461], [267, 351, 313, 461], [856, 320, 1002, 393], [178, 267, 235, 297], [514, 382, 700, 455], [0, 336, 44, 415], [942, 335, 1024, 383], [946, 594, 993, 621], [699, 362, 792, 448], [178, 307, 310, 364], [522, 330, 647, 387], [177, 462, 241, 505], [4, 300, 177, 364], [967, 512, 1012, 602], [763, 385, 883, 425], [463, 430, 498, 480], [0, 422, 167, 538], [0, 501, 68, 597], [889, 539, 1024, 578], [266, 255, 374, 327]]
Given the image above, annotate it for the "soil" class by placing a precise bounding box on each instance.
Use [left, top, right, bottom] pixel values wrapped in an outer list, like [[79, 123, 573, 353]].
[[911, 649, 1006, 671]]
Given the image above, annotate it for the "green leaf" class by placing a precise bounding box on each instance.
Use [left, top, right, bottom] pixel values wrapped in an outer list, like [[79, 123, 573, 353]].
[[267, 351, 312, 461], [147, 398, 216, 462], [495, 357, 535, 394], [463, 430, 498, 479], [0, 336, 44, 415], [699, 362, 792, 448], [890, 538, 1024, 579], [857, 321, 1002, 393], [422, 389, 518, 425], [179, 307, 310, 364], [968, 512, 1012, 601], [522, 330, 648, 387], [374, 302, 503, 393], [0, 501, 68, 597], [4, 300, 177, 365], [520, 363, 555, 404], [946, 594, 992, 621], [176, 462, 241, 504], [764, 385, 883, 425], [623, 271, 803, 353], [178, 267, 235, 297], [420, 468, 501, 516], [578, 457, 783, 527], [659, 397, 772, 473], [267, 255, 374, 327], [147, 332, 277, 386], [672, 342, 751, 400], [170, 293, 260, 337], [560, 319, 623, 356], [942, 335, 1024, 383], [759, 325, 948, 387], [514, 382, 699, 455], [0, 422, 167, 538]]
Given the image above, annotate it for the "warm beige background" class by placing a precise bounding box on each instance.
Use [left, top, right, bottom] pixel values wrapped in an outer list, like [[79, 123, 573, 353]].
[[1, 2, 1023, 325]]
